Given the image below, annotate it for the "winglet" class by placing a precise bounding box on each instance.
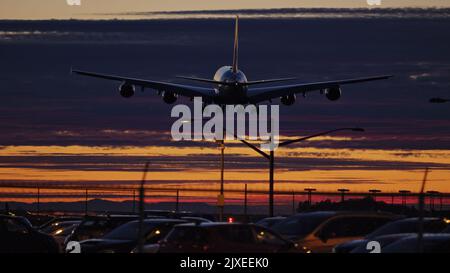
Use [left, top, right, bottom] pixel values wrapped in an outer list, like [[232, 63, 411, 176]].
[[232, 15, 239, 73]]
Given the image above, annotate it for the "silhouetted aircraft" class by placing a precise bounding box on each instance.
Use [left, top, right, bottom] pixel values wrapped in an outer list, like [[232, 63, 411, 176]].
[[72, 16, 392, 106]]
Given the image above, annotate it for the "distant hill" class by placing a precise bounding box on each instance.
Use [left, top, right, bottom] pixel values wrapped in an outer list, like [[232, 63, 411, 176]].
[[1, 199, 280, 215]]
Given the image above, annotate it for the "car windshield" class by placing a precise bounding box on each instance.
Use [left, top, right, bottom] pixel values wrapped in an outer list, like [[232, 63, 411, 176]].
[[367, 219, 447, 239], [102, 221, 157, 241], [271, 213, 334, 237]]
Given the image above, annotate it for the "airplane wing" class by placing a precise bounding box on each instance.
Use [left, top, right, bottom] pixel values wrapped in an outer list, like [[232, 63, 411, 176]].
[[247, 75, 393, 103], [176, 76, 298, 86], [72, 69, 217, 99]]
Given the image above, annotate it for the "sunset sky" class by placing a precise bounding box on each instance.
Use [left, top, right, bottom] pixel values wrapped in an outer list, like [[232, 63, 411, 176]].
[[1, 0, 450, 19]]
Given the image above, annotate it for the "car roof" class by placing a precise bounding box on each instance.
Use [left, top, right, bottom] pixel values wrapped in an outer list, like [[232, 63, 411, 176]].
[[127, 218, 188, 224], [174, 222, 255, 228], [392, 233, 450, 244], [291, 211, 398, 218], [394, 217, 441, 223]]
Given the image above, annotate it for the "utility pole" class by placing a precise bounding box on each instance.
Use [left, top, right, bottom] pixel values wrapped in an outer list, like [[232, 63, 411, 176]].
[[418, 168, 429, 253], [176, 189, 180, 212], [338, 189, 349, 202], [218, 139, 225, 221], [292, 191, 296, 214], [132, 190, 136, 214], [244, 184, 248, 221], [305, 188, 316, 207], [37, 187, 40, 215], [369, 189, 381, 202], [399, 190, 411, 207]]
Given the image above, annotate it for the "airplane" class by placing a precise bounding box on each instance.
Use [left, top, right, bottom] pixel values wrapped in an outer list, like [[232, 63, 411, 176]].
[[72, 16, 392, 106]]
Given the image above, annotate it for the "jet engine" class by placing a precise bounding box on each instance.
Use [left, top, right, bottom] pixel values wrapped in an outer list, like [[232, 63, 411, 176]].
[[325, 87, 342, 101], [162, 91, 178, 104], [280, 94, 296, 106], [119, 82, 135, 98]]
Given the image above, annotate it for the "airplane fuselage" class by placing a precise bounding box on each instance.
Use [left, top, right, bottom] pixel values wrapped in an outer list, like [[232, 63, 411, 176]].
[[213, 66, 248, 104]]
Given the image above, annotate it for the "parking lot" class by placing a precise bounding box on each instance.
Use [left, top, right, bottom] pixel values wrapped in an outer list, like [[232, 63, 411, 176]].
[[2, 203, 450, 253]]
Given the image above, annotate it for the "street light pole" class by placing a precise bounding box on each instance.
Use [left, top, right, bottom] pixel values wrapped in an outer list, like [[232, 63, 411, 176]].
[[269, 150, 275, 217], [234, 127, 364, 217], [85, 189, 88, 215]]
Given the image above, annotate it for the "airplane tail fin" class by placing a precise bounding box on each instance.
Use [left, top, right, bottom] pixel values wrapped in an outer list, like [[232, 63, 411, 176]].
[[232, 15, 239, 73]]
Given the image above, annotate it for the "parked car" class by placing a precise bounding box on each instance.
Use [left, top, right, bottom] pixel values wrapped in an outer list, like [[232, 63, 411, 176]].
[[79, 219, 187, 253], [256, 216, 287, 228], [271, 211, 400, 253], [144, 210, 215, 221], [64, 214, 138, 245], [383, 234, 450, 253], [0, 214, 59, 253], [155, 222, 303, 253], [41, 220, 81, 252], [334, 217, 450, 253]]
